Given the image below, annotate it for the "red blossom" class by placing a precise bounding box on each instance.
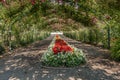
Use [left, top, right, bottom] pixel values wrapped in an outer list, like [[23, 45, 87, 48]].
[[0, 0, 5, 3], [0, 0, 8, 7], [0, 0, 6, 4], [30, 0, 36, 5], [52, 35, 73, 54]]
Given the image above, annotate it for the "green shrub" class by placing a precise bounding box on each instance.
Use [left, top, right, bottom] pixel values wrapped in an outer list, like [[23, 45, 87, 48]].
[[111, 39, 120, 61], [42, 51, 86, 67], [64, 28, 109, 48]]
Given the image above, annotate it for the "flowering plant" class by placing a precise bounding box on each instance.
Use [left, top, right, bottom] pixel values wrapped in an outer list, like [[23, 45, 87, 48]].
[[52, 35, 73, 54], [41, 35, 86, 67]]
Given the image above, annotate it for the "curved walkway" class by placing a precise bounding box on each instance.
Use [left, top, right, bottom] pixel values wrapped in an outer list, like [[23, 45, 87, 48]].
[[0, 35, 120, 80]]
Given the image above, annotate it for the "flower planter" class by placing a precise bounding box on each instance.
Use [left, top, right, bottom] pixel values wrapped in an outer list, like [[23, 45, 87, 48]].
[[41, 35, 86, 67]]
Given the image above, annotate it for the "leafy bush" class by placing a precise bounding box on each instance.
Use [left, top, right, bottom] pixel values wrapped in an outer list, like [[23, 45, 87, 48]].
[[56, 5, 93, 26], [111, 39, 120, 61], [42, 51, 86, 67], [64, 28, 109, 48]]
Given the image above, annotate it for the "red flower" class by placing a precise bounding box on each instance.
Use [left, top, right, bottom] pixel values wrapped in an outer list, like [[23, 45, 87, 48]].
[[52, 35, 73, 54], [30, 0, 36, 5], [0, 0, 5, 3]]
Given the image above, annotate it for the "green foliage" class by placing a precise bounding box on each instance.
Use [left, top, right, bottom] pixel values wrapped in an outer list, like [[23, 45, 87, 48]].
[[0, 0, 120, 60], [40, 1, 51, 16], [110, 23, 120, 61], [42, 50, 86, 67], [111, 39, 120, 61], [42, 52, 85, 67], [0, 1, 51, 52], [56, 5, 93, 26], [6, 6, 25, 18], [64, 28, 109, 47]]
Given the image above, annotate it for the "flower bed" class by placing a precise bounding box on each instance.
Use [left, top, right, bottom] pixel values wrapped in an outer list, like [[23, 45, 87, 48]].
[[41, 35, 86, 67]]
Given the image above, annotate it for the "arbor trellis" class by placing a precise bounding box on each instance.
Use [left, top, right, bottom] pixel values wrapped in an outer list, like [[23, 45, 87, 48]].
[[0, 0, 120, 60]]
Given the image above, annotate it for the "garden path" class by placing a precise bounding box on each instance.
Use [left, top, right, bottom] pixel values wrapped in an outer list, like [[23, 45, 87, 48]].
[[0, 35, 120, 80]]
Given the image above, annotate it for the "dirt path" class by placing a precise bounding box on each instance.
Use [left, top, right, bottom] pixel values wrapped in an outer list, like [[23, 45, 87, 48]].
[[62, 36, 120, 80], [0, 35, 120, 80]]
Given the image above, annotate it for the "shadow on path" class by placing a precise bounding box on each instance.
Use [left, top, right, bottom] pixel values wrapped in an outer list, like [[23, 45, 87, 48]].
[[0, 35, 119, 80]]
